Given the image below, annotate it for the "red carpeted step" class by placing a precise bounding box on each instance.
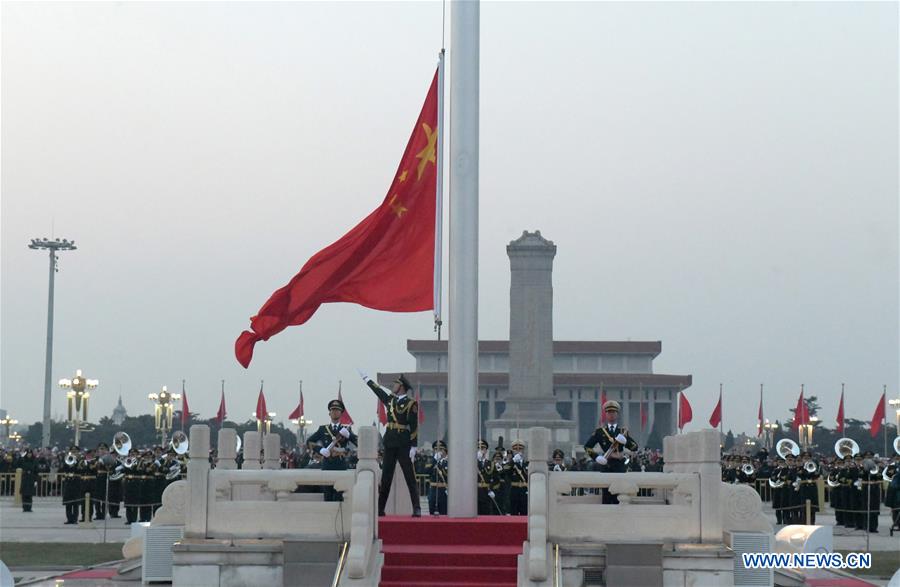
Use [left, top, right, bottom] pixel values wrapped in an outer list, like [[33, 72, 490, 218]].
[[381, 565, 517, 583], [382, 544, 521, 567], [379, 516, 527, 546], [379, 516, 525, 587]]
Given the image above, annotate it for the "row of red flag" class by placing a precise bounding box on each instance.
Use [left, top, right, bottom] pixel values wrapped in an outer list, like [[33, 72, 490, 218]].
[[177, 382, 427, 430], [676, 387, 889, 438]]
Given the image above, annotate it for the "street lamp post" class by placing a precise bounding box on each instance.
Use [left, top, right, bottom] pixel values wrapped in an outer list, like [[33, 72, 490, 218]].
[[762, 419, 779, 451], [149, 386, 180, 447], [253, 412, 276, 435], [888, 397, 900, 434], [58, 369, 98, 447], [799, 416, 819, 451], [29, 237, 76, 447], [291, 416, 313, 447], [0, 415, 18, 446]]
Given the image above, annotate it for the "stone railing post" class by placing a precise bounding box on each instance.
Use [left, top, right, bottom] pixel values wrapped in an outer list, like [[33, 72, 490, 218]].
[[185, 424, 211, 538], [217, 428, 237, 470], [527, 427, 550, 581], [243, 431, 261, 469], [263, 434, 280, 469], [347, 426, 378, 579], [664, 429, 722, 543]]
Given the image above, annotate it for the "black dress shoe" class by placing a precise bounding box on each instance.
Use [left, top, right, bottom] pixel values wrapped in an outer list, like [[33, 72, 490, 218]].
[[412, 508, 421, 518]]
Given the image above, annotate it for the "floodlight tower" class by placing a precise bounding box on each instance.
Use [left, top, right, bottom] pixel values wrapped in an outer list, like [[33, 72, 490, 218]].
[[28, 237, 77, 447]]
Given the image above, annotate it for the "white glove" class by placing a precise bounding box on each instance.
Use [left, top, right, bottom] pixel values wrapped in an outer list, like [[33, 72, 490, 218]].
[[339, 427, 350, 439], [615, 433, 627, 445], [488, 491, 495, 499], [595, 455, 608, 466], [357, 368, 370, 382], [319, 448, 330, 457], [513, 453, 523, 464], [433, 451, 443, 461], [409, 447, 417, 460], [477, 450, 485, 460]]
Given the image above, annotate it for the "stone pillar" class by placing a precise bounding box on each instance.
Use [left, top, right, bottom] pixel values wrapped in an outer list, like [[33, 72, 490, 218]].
[[185, 425, 210, 538], [243, 431, 261, 470], [506, 231, 557, 419], [216, 428, 237, 469], [263, 434, 280, 469], [662, 429, 722, 543], [487, 231, 575, 452]]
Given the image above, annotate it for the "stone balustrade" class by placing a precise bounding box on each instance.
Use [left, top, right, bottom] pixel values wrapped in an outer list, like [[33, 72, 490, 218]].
[[179, 424, 380, 583], [523, 427, 765, 583]]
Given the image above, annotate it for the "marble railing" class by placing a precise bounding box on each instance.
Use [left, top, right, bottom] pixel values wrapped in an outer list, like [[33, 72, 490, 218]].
[[523, 428, 727, 582], [184, 424, 379, 580]]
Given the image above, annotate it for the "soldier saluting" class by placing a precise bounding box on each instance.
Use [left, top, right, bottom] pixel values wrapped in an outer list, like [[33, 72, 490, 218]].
[[359, 370, 421, 517], [307, 399, 358, 501]]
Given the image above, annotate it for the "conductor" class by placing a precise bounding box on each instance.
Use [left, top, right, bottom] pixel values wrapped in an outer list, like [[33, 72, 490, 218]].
[[359, 370, 421, 517]]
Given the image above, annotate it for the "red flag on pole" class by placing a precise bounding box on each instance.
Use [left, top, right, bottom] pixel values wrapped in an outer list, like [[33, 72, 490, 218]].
[[216, 388, 227, 425], [836, 389, 845, 435], [757, 385, 764, 437], [415, 390, 425, 425], [870, 391, 886, 438], [678, 391, 693, 430], [337, 383, 354, 425], [791, 389, 806, 431], [600, 387, 608, 425], [181, 389, 190, 431], [235, 71, 440, 368], [289, 391, 304, 420], [709, 389, 722, 428], [376, 398, 388, 425], [256, 383, 268, 422]]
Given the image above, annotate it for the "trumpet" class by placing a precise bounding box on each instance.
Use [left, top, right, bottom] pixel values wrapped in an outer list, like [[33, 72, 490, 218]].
[[109, 465, 126, 482], [803, 460, 818, 474], [741, 463, 755, 476], [65, 452, 78, 466]]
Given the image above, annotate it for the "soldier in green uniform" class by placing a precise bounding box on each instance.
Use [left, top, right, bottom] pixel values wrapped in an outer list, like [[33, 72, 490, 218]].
[[476, 440, 493, 515], [426, 440, 448, 515], [490, 449, 510, 515], [78, 450, 96, 522], [359, 371, 421, 517], [61, 447, 81, 524], [508, 440, 528, 516], [307, 399, 358, 501], [583, 400, 638, 503]]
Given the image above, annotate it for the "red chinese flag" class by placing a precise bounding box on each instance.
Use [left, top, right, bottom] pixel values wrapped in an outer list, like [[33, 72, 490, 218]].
[[600, 388, 608, 425], [256, 385, 268, 422], [181, 391, 190, 430], [757, 390, 763, 437], [791, 390, 805, 430], [216, 390, 227, 425], [836, 391, 845, 435], [416, 390, 424, 425], [235, 71, 440, 368], [869, 391, 886, 438], [678, 392, 693, 430], [289, 391, 304, 420], [709, 391, 722, 428], [376, 398, 388, 426], [338, 387, 354, 426]]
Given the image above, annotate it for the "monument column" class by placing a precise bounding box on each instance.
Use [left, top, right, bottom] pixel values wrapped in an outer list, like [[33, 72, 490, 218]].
[[486, 231, 575, 452]]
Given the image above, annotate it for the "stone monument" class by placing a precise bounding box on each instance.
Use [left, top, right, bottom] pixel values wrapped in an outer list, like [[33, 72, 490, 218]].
[[486, 231, 576, 452]]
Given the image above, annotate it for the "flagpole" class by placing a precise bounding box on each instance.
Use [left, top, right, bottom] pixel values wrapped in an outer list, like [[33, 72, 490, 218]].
[[718, 383, 723, 441], [434, 49, 446, 341], [883, 385, 888, 457], [448, 0, 479, 518]]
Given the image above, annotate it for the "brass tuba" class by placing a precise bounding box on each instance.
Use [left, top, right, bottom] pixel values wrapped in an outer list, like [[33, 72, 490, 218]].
[[776, 438, 800, 459], [803, 460, 818, 474], [833, 437, 859, 459], [171, 431, 189, 455], [742, 463, 755, 476], [113, 432, 132, 456], [65, 452, 78, 466]]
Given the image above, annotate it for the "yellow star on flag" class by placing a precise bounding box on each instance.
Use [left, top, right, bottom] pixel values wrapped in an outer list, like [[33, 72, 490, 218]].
[[388, 194, 408, 218], [415, 123, 437, 180], [398, 170, 408, 182]]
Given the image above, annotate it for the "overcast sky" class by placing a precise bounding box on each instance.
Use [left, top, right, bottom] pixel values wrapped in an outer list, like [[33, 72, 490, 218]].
[[2, 1, 898, 439]]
